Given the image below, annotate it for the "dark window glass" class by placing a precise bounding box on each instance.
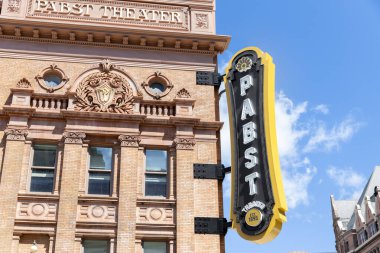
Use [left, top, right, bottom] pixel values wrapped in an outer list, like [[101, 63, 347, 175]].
[[143, 242, 167, 253], [149, 83, 166, 93], [30, 145, 56, 193], [88, 147, 112, 195], [145, 174, 167, 197], [145, 150, 168, 197], [30, 170, 54, 192], [83, 240, 109, 253], [88, 172, 111, 195], [43, 73, 62, 87], [32, 145, 57, 167], [146, 150, 167, 172]]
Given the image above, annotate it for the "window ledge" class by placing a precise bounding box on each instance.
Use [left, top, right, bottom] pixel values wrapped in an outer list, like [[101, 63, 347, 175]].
[[78, 195, 119, 202], [137, 197, 176, 206], [18, 193, 59, 200]]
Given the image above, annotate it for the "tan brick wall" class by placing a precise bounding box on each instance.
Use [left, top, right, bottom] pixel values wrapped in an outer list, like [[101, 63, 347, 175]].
[[117, 143, 139, 252], [176, 147, 195, 253], [0, 139, 26, 252], [54, 141, 83, 252]]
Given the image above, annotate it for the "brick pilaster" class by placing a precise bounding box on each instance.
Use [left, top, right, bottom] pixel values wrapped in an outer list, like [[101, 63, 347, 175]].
[[54, 132, 86, 253], [116, 135, 140, 252], [0, 129, 28, 253], [174, 136, 196, 253]]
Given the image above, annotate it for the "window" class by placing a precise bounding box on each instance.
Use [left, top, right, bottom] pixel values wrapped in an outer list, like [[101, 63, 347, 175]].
[[143, 241, 167, 253], [145, 150, 167, 197], [88, 147, 112, 195], [30, 144, 57, 192], [369, 222, 378, 237], [83, 239, 109, 253], [344, 241, 349, 253], [358, 230, 366, 245]]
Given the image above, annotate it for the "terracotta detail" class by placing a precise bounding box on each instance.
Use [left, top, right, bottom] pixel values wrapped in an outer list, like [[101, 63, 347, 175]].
[[4, 129, 28, 141], [78, 204, 116, 222], [16, 78, 32, 89], [138, 207, 174, 224], [118, 135, 141, 147], [195, 13, 209, 29], [174, 137, 196, 150], [63, 132, 86, 144], [17, 202, 57, 220], [176, 88, 191, 98], [74, 68, 134, 113], [7, 0, 22, 13]]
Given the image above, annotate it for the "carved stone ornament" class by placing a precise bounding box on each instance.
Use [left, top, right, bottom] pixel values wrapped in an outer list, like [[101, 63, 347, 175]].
[[4, 129, 28, 141], [7, 0, 21, 13], [174, 137, 196, 150], [195, 13, 209, 29], [63, 132, 86, 144], [75, 68, 134, 113], [118, 135, 141, 147], [16, 78, 32, 89], [176, 88, 191, 99]]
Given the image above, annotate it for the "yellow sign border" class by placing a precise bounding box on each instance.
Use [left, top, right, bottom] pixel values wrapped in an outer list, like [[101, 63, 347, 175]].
[[224, 47, 288, 243]]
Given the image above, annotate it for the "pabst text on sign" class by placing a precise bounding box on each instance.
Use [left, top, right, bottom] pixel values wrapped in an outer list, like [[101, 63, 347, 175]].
[[224, 47, 287, 243]]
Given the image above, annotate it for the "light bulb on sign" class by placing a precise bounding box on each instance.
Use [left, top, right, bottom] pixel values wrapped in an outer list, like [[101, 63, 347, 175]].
[[30, 240, 38, 253]]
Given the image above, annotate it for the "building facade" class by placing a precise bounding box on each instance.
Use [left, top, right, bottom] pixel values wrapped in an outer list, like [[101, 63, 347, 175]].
[[331, 167, 380, 253], [0, 0, 230, 252]]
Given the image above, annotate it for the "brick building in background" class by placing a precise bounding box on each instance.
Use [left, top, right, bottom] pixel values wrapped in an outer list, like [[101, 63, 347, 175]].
[[331, 167, 380, 253], [0, 0, 230, 252]]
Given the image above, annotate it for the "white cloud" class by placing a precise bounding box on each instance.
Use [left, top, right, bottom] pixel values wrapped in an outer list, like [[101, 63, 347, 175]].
[[304, 117, 361, 152], [326, 166, 366, 199], [313, 104, 329, 115], [219, 89, 361, 209]]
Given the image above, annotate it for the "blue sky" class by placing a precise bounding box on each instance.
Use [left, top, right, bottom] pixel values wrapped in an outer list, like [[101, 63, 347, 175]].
[[217, 1, 380, 252]]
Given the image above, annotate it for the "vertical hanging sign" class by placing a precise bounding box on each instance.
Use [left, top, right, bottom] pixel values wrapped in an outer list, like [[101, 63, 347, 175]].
[[224, 47, 287, 243]]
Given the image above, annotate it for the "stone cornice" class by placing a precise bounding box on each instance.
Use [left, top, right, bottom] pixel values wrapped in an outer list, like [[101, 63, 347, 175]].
[[0, 20, 230, 54], [63, 131, 86, 144], [4, 128, 28, 141]]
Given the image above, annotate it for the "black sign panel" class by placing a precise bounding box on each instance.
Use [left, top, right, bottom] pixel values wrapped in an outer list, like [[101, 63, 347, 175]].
[[227, 50, 275, 236]]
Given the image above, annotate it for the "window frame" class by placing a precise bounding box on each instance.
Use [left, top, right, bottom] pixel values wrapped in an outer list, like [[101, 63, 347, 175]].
[[29, 143, 58, 193], [87, 146, 114, 196], [144, 149, 169, 198]]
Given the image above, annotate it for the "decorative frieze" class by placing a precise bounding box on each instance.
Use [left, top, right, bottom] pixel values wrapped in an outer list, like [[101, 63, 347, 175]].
[[77, 204, 116, 222], [174, 137, 196, 150], [63, 132, 86, 144], [17, 202, 57, 220], [138, 207, 174, 224], [118, 135, 141, 147], [4, 129, 28, 141]]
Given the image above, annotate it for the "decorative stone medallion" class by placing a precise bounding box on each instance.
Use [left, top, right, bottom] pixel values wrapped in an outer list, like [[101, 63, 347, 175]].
[[195, 13, 209, 29], [7, 0, 22, 13], [75, 71, 134, 113]]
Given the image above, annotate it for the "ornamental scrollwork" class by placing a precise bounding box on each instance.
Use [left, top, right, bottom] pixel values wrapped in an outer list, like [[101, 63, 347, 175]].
[[118, 135, 141, 147], [174, 137, 196, 150], [74, 71, 134, 114], [63, 132, 86, 144], [4, 129, 28, 141]]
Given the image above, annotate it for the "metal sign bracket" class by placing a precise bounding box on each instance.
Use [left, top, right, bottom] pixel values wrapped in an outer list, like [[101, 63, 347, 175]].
[[196, 71, 224, 86], [194, 217, 232, 235], [193, 163, 231, 180]]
